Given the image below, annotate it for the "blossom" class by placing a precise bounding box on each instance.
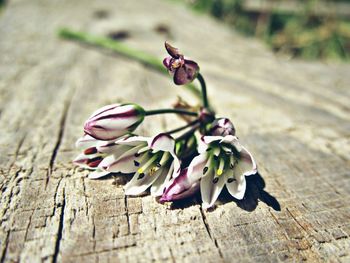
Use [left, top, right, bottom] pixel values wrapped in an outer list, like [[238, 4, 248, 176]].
[[73, 134, 117, 179], [160, 168, 200, 203], [161, 135, 257, 209], [163, 42, 199, 85], [99, 133, 181, 196], [84, 103, 145, 141], [209, 118, 235, 136]]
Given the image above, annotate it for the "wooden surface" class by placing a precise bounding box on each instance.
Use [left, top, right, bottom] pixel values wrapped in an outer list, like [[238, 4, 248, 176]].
[[1, 0, 350, 262]]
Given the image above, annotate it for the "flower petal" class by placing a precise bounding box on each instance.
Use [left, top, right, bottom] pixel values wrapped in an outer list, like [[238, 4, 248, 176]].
[[173, 66, 189, 85], [116, 135, 149, 146], [187, 154, 208, 181], [201, 135, 224, 145], [99, 144, 145, 173], [97, 143, 131, 156], [235, 146, 257, 176], [200, 171, 225, 209], [226, 174, 246, 200], [75, 134, 100, 149], [151, 163, 174, 197], [149, 134, 175, 154], [160, 168, 194, 202], [163, 56, 173, 71], [88, 170, 110, 179], [170, 153, 181, 178], [73, 152, 100, 169], [165, 41, 181, 58], [124, 168, 163, 196]]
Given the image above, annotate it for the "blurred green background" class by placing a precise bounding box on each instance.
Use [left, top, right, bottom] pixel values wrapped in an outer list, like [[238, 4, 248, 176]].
[[178, 0, 350, 61]]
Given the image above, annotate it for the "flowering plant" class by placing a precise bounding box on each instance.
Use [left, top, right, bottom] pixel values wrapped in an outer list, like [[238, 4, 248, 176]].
[[73, 42, 258, 209]]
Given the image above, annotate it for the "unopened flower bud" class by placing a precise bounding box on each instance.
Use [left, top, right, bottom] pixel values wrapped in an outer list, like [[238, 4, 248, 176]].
[[209, 118, 235, 136], [84, 103, 145, 141]]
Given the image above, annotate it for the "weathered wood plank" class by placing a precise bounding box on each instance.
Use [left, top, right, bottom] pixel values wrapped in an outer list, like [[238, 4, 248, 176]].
[[0, 0, 349, 262]]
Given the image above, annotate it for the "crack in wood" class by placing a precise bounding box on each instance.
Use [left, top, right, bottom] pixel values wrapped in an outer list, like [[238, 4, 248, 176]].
[[46, 92, 74, 187], [52, 188, 66, 263], [0, 231, 9, 263], [199, 207, 224, 259], [124, 196, 130, 235]]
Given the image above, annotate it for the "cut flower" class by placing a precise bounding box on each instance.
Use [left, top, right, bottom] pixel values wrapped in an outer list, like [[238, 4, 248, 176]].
[[161, 134, 257, 209], [99, 133, 181, 196], [163, 42, 199, 85]]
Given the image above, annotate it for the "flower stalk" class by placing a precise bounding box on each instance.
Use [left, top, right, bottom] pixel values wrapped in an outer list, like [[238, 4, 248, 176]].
[[145, 108, 198, 117], [71, 39, 259, 209], [58, 28, 201, 98], [197, 73, 209, 108]]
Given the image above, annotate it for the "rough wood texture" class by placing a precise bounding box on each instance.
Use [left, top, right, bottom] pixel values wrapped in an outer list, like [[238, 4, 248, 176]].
[[1, 0, 349, 262]]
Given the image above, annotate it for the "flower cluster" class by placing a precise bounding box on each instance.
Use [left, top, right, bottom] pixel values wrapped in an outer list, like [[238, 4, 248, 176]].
[[73, 42, 258, 209]]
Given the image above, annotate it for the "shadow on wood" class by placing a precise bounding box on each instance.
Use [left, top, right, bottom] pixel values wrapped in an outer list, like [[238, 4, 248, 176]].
[[166, 172, 281, 212]]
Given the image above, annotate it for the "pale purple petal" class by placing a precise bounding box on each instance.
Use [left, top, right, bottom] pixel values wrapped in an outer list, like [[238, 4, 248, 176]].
[[163, 56, 173, 71], [210, 118, 235, 136]]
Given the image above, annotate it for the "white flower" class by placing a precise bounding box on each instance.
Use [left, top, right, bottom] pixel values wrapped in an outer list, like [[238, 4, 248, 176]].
[[99, 133, 181, 196], [185, 135, 257, 209], [73, 134, 118, 179]]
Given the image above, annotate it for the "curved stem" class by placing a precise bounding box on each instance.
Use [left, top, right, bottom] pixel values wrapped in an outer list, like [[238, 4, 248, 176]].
[[58, 28, 202, 98], [165, 119, 199, 135], [197, 73, 209, 108], [175, 123, 201, 142], [145, 108, 198, 117]]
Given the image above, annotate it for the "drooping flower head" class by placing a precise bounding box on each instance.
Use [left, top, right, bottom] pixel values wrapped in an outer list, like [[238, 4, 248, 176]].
[[161, 134, 257, 209], [73, 134, 119, 179], [98, 133, 181, 196], [163, 42, 199, 85], [84, 103, 145, 141], [208, 118, 235, 136]]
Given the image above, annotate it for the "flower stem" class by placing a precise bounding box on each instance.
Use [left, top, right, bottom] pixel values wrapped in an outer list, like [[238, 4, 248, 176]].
[[197, 73, 209, 108], [165, 119, 199, 135], [175, 123, 201, 143], [145, 109, 198, 117], [57, 28, 201, 98]]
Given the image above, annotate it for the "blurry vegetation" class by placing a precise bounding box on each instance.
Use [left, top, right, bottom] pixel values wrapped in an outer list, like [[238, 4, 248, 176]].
[[180, 0, 350, 60]]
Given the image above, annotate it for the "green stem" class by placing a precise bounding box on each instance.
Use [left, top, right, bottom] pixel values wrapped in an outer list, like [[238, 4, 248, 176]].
[[165, 119, 199, 135], [58, 28, 201, 98], [145, 108, 198, 117], [197, 73, 209, 108], [175, 123, 201, 142]]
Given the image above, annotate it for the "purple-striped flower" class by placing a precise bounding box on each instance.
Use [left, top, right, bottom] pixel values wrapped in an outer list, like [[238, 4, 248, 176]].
[[163, 42, 199, 85], [161, 135, 257, 209], [99, 133, 181, 196], [160, 168, 200, 203], [73, 134, 116, 179], [209, 118, 235, 136], [84, 103, 145, 141]]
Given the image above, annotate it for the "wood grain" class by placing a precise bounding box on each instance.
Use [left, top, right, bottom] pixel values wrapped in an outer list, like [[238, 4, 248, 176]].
[[0, 0, 349, 262]]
